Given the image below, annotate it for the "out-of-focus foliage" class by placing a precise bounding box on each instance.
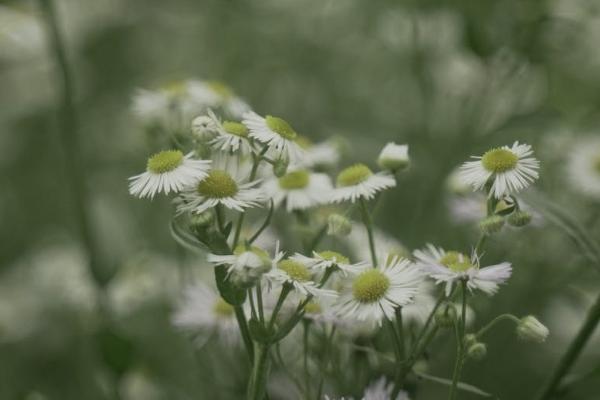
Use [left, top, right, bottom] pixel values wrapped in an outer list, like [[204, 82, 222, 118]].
[[2, 0, 600, 399]]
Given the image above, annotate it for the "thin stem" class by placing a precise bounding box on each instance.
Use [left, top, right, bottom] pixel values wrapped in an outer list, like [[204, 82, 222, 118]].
[[39, 0, 103, 284], [475, 314, 520, 339], [303, 321, 311, 399], [248, 289, 258, 320], [234, 305, 255, 362], [268, 285, 292, 332], [247, 343, 270, 400], [411, 291, 447, 351], [387, 318, 402, 366], [448, 280, 468, 400], [396, 307, 406, 361], [359, 198, 378, 267], [308, 223, 328, 253], [535, 291, 600, 400], [249, 200, 274, 244], [256, 282, 265, 324], [316, 326, 336, 400], [215, 204, 226, 234]]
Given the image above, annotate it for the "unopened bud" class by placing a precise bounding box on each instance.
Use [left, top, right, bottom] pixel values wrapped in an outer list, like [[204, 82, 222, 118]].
[[508, 210, 532, 227], [190, 211, 213, 231], [273, 159, 289, 177], [377, 143, 410, 172], [479, 215, 505, 235], [191, 115, 217, 140], [467, 341, 487, 361], [435, 303, 457, 328], [327, 214, 352, 236], [517, 315, 549, 343]]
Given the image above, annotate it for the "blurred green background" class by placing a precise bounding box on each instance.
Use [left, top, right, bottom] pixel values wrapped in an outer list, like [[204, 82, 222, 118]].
[[2, 0, 600, 399]]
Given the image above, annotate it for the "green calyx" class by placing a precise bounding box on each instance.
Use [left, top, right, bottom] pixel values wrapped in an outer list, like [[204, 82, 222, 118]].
[[336, 163, 373, 187], [233, 244, 270, 264], [278, 259, 311, 282], [352, 269, 390, 303], [278, 170, 310, 190], [317, 250, 349, 265], [222, 121, 248, 137], [213, 297, 235, 317], [197, 170, 238, 198], [265, 115, 297, 140], [440, 251, 472, 272], [147, 150, 184, 174], [481, 148, 518, 173]]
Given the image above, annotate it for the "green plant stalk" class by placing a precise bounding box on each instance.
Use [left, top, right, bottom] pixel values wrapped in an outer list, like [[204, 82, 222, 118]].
[[39, 0, 104, 285], [303, 321, 311, 398], [396, 307, 406, 361], [475, 314, 520, 339], [248, 343, 271, 400], [448, 280, 468, 400], [535, 291, 600, 400], [359, 198, 378, 267], [235, 305, 255, 362]]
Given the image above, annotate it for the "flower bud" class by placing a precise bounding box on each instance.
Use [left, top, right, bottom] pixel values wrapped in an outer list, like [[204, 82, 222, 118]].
[[327, 214, 352, 236], [377, 143, 410, 172], [508, 210, 532, 227], [435, 303, 457, 328], [191, 115, 217, 140], [190, 211, 214, 234], [273, 159, 289, 177], [479, 215, 505, 235], [467, 341, 487, 361], [516, 315, 549, 343]]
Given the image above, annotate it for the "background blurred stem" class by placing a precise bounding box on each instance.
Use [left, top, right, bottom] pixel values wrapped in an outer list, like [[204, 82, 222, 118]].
[[359, 198, 377, 267], [39, 0, 104, 285], [535, 291, 600, 400]]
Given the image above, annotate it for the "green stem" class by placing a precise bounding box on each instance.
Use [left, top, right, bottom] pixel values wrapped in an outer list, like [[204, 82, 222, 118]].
[[308, 224, 328, 253], [268, 284, 292, 332], [249, 200, 274, 244], [316, 326, 336, 400], [39, 0, 104, 285], [448, 280, 468, 400], [256, 283, 265, 324], [303, 321, 311, 399], [396, 307, 406, 361], [359, 198, 378, 267], [535, 291, 600, 400], [475, 314, 520, 339], [248, 343, 270, 400], [234, 305, 254, 362], [215, 204, 226, 234]]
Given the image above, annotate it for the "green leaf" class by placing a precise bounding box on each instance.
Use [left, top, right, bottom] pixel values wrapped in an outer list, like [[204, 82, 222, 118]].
[[413, 371, 496, 398], [169, 218, 209, 253]]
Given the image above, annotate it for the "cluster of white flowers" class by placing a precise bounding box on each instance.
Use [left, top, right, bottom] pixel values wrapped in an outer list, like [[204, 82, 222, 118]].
[[129, 81, 548, 400]]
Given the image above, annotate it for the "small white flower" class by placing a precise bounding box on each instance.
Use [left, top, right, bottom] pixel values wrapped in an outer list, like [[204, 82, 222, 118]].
[[176, 169, 263, 214], [207, 244, 271, 277], [414, 244, 512, 296], [335, 256, 422, 324], [290, 250, 367, 276], [191, 115, 218, 140], [128, 150, 211, 199], [205, 109, 253, 154], [332, 163, 396, 203], [377, 143, 410, 172], [171, 283, 239, 346], [242, 111, 305, 163], [567, 136, 600, 199], [363, 377, 411, 400], [459, 141, 539, 198], [296, 138, 341, 169], [265, 249, 338, 299], [263, 169, 333, 211]]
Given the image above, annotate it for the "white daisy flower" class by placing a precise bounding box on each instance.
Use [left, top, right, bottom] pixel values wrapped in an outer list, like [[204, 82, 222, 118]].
[[335, 256, 422, 324], [414, 244, 512, 296], [363, 377, 411, 400], [265, 251, 338, 299], [567, 136, 600, 199], [205, 109, 253, 154], [128, 150, 211, 199], [171, 283, 239, 346], [295, 137, 342, 169], [459, 141, 540, 199], [242, 111, 305, 163], [262, 169, 333, 211], [290, 250, 368, 276], [207, 244, 271, 277], [332, 163, 396, 203], [176, 169, 263, 214], [377, 143, 410, 172]]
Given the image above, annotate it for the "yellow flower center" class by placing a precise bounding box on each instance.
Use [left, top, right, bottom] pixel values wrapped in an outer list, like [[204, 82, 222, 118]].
[[352, 269, 390, 303], [336, 164, 373, 187], [278, 170, 310, 190], [197, 170, 238, 198], [265, 115, 297, 140], [278, 259, 311, 282], [222, 121, 248, 137], [213, 298, 234, 317], [147, 150, 184, 174], [481, 148, 518, 173], [317, 250, 349, 265], [440, 251, 472, 272]]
